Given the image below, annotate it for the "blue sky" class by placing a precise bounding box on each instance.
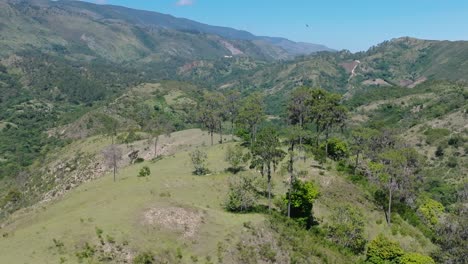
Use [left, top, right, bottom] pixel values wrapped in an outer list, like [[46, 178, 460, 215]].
[[83, 0, 468, 52]]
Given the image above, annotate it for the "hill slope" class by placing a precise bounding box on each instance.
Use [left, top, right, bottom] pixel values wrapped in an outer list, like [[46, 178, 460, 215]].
[[0, 133, 435, 263]]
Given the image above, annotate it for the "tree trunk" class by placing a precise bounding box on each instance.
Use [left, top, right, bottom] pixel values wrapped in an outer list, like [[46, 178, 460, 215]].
[[210, 130, 214, 146], [231, 120, 235, 141], [288, 143, 295, 218], [154, 136, 159, 159], [354, 152, 360, 173], [219, 123, 223, 144], [387, 185, 393, 225], [113, 155, 116, 182], [250, 125, 254, 147], [325, 129, 330, 159], [267, 164, 272, 211]]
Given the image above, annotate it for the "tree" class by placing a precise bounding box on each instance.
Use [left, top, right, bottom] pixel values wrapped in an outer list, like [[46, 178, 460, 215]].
[[373, 147, 422, 225], [306, 89, 347, 158], [283, 126, 309, 217], [320, 137, 349, 161], [225, 90, 241, 140], [288, 87, 311, 149], [101, 115, 119, 145], [102, 144, 122, 182], [145, 116, 173, 159], [224, 173, 259, 212], [282, 180, 319, 228], [365, 234, 404, 264], [198, 92, 224, 146], [189, 149, 209, 175], [237, 93, 265, 146], [251, 127, 285, 210], [350, 127, 378, 173], [327, 205, 367, 253], [225, 145, 250, 173]]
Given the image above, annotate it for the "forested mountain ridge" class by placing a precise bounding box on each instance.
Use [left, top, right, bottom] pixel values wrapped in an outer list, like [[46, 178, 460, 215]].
[[0, 0, 331, 62], [0, 1, 467, 263]]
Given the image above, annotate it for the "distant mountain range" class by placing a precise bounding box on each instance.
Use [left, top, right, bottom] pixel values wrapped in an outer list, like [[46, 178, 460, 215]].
[[0, 0, 333, 62]]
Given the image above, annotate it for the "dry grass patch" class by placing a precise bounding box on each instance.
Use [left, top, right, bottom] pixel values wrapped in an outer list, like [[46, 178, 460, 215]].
[[142, 206, 205, 239]]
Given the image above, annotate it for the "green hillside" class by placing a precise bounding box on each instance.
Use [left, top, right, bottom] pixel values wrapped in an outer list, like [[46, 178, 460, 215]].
[[0, 1, 467, 263]]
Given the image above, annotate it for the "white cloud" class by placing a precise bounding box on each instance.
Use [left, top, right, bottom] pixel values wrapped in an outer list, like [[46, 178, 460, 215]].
[[176, 0, 194, 6]]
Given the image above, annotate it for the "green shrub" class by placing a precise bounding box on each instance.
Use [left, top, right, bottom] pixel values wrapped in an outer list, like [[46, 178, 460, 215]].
[[417, 198, 444, 226], [281, 180, 320, 228], [225, 145, 250, 173], [400, 252, 435, 264], [259, 243, 276, 262], [320, 137, 349, 161], [423, 128, 450, 145], [365, 234, 404, 263], [135, 157, 145, 163], [446, 156, 458, 168], [224, 174, 258, 212], [138, 166, 151, 177], [327, 205, 367, 253], [133, 251, 154, 264], [76, 242, 96, 262], [435, 146, 444, 157], [189, 149, 210, 175]]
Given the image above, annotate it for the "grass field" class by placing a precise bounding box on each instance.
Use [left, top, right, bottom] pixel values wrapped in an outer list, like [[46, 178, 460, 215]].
[[0, 142, 265, 263], [0, 128, 437, 263]]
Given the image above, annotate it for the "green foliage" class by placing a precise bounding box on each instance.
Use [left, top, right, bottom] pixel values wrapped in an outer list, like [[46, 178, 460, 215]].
[[76, 242, 96, 262], [435, 145, 444, 157], [138, 166, 151, 177], [189, 149, 210, 175], [282, 180, 319, 227], [321, 137, 349, 160], [224, 174, 259, 212], [225, 145, 250, 173], [417, 198, 444, 226], [365, 235, 404, 264], [237, 93, 265, 145], [327, 205, 367, 253], [267, 213, 356, 263], [424, 128, 450, 145], [1, 188, 22, 207], [133, 251, 155, 264], [258, 243, 276, 262], [399, 252, 435, 264]]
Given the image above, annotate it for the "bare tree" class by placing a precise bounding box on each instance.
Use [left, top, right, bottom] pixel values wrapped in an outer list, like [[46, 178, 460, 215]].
[[102, 145, 123, 182]]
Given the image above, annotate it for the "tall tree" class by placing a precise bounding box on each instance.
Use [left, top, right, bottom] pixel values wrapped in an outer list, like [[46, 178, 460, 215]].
[[225, 90, 241, 140], [102, 144, 123, 182], [350, 127, 378, 173], [283, 126, 309, 217], [198, 92, 224, 146], [251, 127, 285, 211], [101, 115, 119, 145], [288, 87, 312, 160], [237, 93, 265, 146], [288, 86, 311, 131], [307, 89, 347, 157], [145, 116, 173, 159], [373, 147, 422, 225]]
